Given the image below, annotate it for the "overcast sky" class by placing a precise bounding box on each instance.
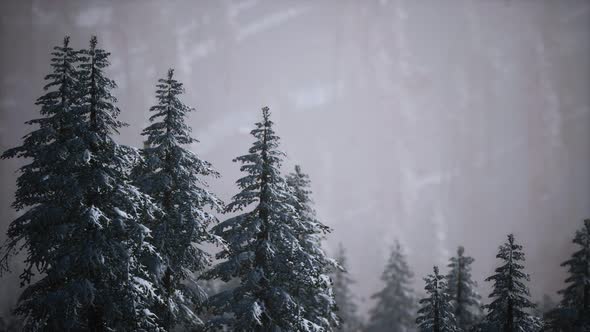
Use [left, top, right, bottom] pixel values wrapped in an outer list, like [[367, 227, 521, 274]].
[[1, 0, 589, 319]]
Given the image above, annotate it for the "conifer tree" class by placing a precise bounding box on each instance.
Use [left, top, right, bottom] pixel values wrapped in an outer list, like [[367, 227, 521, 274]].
[[0, 36, 86, 331], [332, 244, 362, 332], [367, 241, 416, 332], [416, 266, 458, 332], [556, 219, 590, 329], [204, 107, 320, 331], [286, 165, 338, 331], [72, 35, 165, 331], [2, 36, 163, 331], [484, 234, 542, 332], [446, 246, 482, 331], [134, 68, 222, 330]]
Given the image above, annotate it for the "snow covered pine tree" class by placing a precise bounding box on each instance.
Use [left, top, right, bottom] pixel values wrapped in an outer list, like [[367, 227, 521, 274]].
[[0, 36, 83, 330], [204, 107, 324, 331], [416, 266, 458, 332], [332, 244, 363, 332], [553, 219, 590, 330], [134, 68, 223, 330], [445, 246, 482, 331], [74, 35, 164, 331], [286, 165, 338, 331], [483, 234, 542, 331], [1, 36, 163, 331], [367, 241, 416, 332]]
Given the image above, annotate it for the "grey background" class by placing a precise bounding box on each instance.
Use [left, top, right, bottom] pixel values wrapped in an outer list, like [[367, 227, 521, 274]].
[[1, 0, 589, 319]]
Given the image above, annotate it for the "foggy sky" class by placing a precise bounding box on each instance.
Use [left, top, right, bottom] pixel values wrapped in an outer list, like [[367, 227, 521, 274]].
[[1, 0, 589, 319]]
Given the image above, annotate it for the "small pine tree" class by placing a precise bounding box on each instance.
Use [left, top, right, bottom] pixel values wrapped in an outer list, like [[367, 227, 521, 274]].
[[556, 219, 590, 329], [446, 246, 482, 330], [416, 266, 459, 332], [367, 241, 416, 332], [332, 244, 363, 332], [484, 234, 542, 332], [286, 165, 338, 331], [134, 68, 223, 330], [204, 107, 320, 331]]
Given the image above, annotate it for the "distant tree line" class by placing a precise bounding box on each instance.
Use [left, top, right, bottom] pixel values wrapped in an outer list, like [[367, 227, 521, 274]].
[[0, 37, 588, 332], [334, 225, 589, 332]]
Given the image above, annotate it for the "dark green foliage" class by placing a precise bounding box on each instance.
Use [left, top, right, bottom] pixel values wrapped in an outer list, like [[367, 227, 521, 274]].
[[446, 246, 482, 331], [134, 69, 223, 330], [417, 266, 458, 332], [548, 219, 590, 331], [204, 107, 322, 331], [484, 234, 542, 332], [286, 165, 338, 331], [1, 36, 162, 331]]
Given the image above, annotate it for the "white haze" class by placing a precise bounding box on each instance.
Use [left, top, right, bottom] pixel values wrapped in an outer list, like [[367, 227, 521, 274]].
[[1, 0, 589, 319]]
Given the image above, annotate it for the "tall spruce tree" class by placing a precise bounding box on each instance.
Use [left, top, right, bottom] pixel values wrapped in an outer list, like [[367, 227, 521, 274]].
[[445, 246, 482, 331], [556, 219, 590, 329], [332, 244, 362, 332], [1, 36, 163, 331], [74, 35, 165, 331], [416, 266, 458, 332], [204, 107, 320, 331], [286, 165, 338, 331], [367, 241, 416, 332], [73, 35, 164, 331], [134, 68, 222, 330], [484, 234, 542, 332], [0, 36, 85, 331]]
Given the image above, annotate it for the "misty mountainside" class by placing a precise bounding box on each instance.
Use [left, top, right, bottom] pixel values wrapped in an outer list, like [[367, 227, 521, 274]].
[[1, 1, 589, 331]]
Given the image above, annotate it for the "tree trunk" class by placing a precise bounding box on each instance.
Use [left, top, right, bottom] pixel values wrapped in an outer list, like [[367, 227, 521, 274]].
[[505, 298, 513, 332], [434, 280, 440, 332], [254, 118, 271, 330], [88, 306, 104, 332], [163, 267, 173, 330], [456, 257, 463, 326]]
